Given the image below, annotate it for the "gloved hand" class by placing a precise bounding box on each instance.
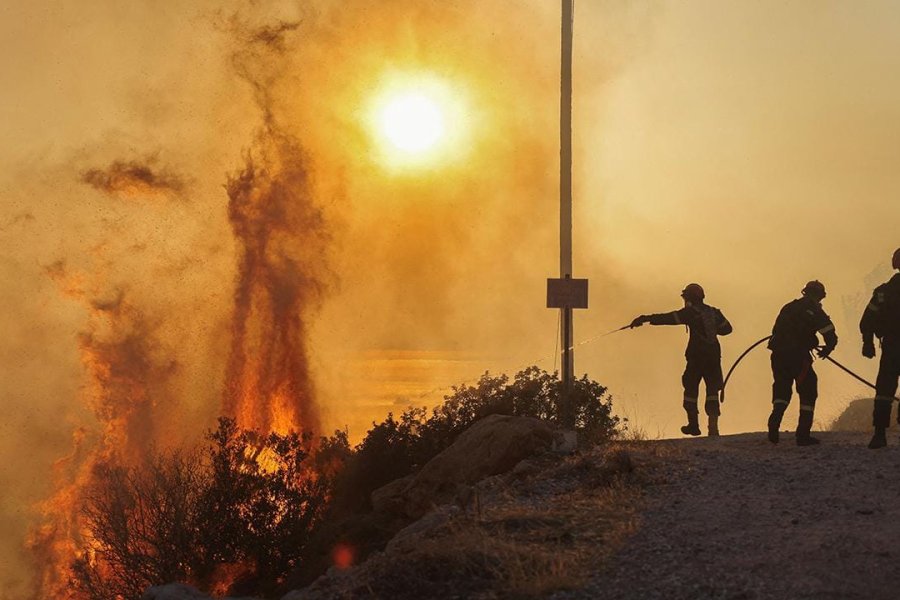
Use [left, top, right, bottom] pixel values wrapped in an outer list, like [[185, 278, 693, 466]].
[[816, 346, 834, 359], [862, 340, 876, 359], [629, 315, 649, 328]]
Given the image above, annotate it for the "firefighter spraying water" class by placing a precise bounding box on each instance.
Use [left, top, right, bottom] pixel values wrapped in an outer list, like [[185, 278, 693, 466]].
[[628, 283, 733, 437]]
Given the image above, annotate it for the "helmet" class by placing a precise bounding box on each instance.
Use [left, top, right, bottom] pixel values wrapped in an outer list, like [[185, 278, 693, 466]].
[[801, 280, 826, 301], [681, 283, 705, 303], [893, 248, 900, 270]]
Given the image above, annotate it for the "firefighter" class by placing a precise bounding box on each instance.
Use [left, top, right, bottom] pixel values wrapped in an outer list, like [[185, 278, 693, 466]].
[[630, 283, 733, 437], [860, 248, 900, 449], [766, 281, 837, 446]]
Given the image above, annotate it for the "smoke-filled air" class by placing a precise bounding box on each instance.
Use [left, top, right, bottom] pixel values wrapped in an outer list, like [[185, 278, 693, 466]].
[[1, 0, 900, 597]]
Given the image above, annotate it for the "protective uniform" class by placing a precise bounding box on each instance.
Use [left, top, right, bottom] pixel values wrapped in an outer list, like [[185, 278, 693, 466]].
[[859, 250, 900, 449], [766, 282, 837, 446], [631, 285, 733, 437]]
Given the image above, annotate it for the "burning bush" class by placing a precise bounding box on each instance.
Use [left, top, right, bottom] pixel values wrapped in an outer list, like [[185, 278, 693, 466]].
[[70, 418, 341, 599], [71, 368, 619, 598]]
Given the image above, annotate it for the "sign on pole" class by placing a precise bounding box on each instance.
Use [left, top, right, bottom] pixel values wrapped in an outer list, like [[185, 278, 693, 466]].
[[546, 278, 588, 309]]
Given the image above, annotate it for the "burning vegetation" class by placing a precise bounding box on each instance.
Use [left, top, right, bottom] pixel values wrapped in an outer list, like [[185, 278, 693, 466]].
[[28, 17, 335, 598], [19, 8, 626, 599]]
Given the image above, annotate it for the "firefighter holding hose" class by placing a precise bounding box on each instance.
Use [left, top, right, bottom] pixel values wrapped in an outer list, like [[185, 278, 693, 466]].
[[630, 283, 733, 437], [766, 280, 837, 446], [860, 248, 900, 449]]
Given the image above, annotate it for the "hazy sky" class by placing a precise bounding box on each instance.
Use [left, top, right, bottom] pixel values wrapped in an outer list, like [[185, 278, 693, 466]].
[[2, 0, 900, 594]]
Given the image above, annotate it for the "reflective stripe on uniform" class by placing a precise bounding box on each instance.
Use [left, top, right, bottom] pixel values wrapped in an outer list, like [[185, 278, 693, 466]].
[[875, 395, 897, 402], [818, 323, 835, 334], [705, 395, 719, 403], [773, 399, 789, 406], [800, 404, 815, 412], [683, 396, 697, 404], [672, 311, 682, 325]]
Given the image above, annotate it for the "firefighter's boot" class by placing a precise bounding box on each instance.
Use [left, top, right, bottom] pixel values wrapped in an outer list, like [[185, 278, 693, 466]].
[[767, 405, 785, 444], [680, 410, 701, 436], [871, 397, 893, 449], [795, 410, 820, 446], [868, 427, 887, 450], [708, 415, 719, 437]]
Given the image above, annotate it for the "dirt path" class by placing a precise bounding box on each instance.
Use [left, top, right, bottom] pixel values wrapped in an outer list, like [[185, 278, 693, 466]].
[[555, 432, 900, 600]]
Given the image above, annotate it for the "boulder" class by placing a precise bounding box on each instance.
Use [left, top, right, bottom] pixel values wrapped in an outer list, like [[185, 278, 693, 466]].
[[372, 414, 562, 519], [142, 584, 211, 600], [370, 473, 414, 514], [142, 583, 258, 600]]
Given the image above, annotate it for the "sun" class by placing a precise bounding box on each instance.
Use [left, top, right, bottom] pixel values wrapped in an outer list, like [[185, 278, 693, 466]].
[[379, 92, 446, 153], [367, 73, 470, 170]]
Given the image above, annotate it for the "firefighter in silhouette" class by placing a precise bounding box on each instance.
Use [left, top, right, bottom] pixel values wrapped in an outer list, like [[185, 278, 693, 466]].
[[630, 284, 733, 437], [766, 281, 837, 446], [860, 248, 900, 449]]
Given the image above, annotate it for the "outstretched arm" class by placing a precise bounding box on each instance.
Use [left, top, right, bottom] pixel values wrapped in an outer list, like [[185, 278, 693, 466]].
[[630, 308, 688, 328]]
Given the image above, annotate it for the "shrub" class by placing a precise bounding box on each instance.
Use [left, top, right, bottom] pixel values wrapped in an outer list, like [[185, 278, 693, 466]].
[[71, 418, 332, 599], [332, 366, 621, 514], [829, 396, 896, 431], [72, 451, 207, 600]]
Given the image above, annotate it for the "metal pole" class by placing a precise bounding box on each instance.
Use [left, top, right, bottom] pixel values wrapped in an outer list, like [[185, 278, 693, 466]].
[[560, 0, 575, 428]]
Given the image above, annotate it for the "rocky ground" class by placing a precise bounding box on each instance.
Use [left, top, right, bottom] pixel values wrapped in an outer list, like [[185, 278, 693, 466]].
[[554, 431, 900, 600], [146, 428, 900, 600]]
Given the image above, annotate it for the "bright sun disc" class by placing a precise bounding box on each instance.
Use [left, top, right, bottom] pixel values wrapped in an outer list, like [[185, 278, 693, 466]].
[[379, 93, 446, 153], [368, 74, 470, 170]]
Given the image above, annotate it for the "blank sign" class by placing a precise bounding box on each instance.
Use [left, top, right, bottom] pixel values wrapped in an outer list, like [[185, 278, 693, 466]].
[[546, 278, 588, 309]]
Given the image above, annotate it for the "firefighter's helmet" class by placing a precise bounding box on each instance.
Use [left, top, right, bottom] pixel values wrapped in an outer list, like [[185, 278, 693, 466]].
[[681, 283, 705, 303], [802, 280, 826, 300], [893, 248, 900, 270]]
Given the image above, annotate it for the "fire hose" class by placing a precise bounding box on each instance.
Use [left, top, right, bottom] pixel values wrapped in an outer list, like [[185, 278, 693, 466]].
[[719, 335, 899, 403]]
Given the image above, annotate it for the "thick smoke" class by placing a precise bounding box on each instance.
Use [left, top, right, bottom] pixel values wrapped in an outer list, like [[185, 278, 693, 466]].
[[81, 159, 185, 197]]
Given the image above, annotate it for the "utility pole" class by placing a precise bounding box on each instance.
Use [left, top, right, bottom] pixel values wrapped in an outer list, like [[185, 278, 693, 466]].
[[560, 0, 574, 420], [546, 0, 586, 436]]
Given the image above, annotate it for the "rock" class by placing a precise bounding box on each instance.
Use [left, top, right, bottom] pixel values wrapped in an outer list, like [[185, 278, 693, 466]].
[[385, 505, 461, 554], [512, 458, 542, 478], [142, 584, 211, 600], [370, 473, 414, 514], [142, 583, 259, 600], [372, 414, 562, 519]]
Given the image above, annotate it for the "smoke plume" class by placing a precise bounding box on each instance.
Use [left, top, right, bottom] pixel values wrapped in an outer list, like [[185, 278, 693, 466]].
[[81, 159, 185, 197]]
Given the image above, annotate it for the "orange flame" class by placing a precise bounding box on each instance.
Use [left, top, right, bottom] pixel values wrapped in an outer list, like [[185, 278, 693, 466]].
[[28, 266, 178, 598], [222, 132, 327, 436]]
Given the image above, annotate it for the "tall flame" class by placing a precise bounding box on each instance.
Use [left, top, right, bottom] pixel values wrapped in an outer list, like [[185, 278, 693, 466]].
[[27, 18, 331, 597], [28, 268, 179, 598], [222, 128, 327, 436]]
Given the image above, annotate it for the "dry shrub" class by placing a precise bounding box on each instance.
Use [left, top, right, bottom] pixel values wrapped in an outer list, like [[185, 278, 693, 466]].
[[71, 418, 339, 599], [73, 451, 207, 600], [830, 397, 897, 432]]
